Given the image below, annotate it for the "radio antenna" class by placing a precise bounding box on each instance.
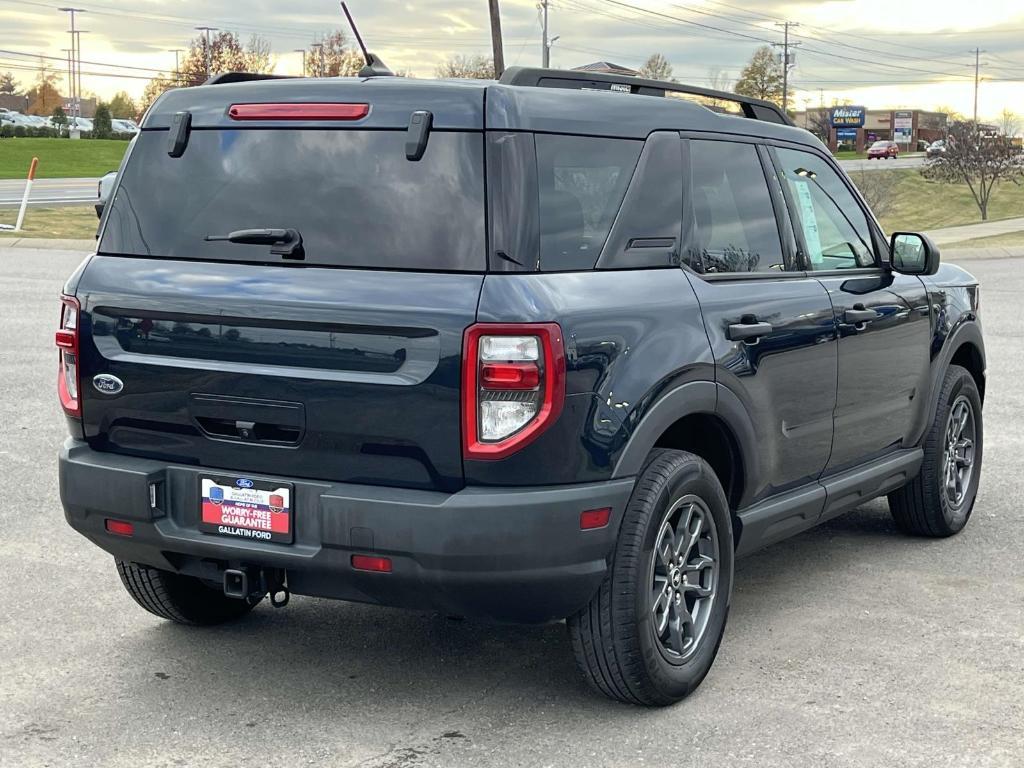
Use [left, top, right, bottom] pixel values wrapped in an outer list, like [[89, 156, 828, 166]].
[[340, 2, 393, 77]]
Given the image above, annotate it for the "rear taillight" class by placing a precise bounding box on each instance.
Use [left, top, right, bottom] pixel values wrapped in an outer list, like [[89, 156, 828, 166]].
[[56, 295, 81, 418], [462, 323, 565, 460]]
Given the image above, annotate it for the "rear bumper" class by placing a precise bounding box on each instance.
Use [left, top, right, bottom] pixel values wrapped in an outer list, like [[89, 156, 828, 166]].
[[59, 440, 635, 623]]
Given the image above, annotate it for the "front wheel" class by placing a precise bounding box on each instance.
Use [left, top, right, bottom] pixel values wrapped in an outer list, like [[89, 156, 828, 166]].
[[568, 449, 734, 706], [889, 364, 983, 536]]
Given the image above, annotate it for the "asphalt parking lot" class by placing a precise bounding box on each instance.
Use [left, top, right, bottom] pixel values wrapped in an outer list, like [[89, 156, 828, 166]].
[[1, 248, 1021, 768]]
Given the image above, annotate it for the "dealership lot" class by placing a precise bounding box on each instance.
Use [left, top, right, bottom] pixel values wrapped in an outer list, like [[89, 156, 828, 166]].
[[1, 248, 1021, 767]]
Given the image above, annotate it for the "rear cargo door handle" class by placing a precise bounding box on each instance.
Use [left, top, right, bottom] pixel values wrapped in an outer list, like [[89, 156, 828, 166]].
[[844, 305, 879, 324], [727, 321, 773, 342]]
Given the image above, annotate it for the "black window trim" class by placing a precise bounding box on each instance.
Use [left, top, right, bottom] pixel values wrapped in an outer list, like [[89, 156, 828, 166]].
[[678, 132, 800, 282]]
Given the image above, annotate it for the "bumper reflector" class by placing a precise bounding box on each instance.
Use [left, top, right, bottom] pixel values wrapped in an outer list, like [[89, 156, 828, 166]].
[[351, 554, 392, 573], [105, 518, 135, 536], [580, 508, 611, 530]]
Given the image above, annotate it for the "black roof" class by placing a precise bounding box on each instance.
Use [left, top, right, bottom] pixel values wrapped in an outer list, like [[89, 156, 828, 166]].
[[140, 69, 817, 148]]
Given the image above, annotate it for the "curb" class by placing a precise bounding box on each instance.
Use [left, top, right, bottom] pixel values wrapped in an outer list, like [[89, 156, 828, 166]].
[[0, 237, 96, 249]]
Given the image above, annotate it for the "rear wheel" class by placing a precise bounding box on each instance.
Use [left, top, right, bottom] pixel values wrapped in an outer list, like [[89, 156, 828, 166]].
[[568, 449, 733, 706], [889, 364, 983, 537], [116, 560, 262, 625]]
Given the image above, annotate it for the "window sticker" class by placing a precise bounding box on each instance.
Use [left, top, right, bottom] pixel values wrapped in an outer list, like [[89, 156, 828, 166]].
[[793, 179, 823, 265]]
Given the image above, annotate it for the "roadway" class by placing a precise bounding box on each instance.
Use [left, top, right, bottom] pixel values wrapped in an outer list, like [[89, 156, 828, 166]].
[[1, 248, 1021, 767], [0, 177, 98, 208], [838, 154, 926, 172]]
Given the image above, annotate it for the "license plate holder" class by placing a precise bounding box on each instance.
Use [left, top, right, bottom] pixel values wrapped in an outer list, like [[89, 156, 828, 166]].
[[199, 475, 294, 544]]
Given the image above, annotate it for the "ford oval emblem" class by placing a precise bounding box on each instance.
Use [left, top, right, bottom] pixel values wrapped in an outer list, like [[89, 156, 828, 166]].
[[236, 478, 254, 489], [92, 373, 124, 395]]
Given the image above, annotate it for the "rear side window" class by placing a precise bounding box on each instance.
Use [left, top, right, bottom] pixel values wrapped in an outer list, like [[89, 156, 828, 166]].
[[536, 135, 641, 271], [684, 140, 784, 274], [99, 129, 486, 271]]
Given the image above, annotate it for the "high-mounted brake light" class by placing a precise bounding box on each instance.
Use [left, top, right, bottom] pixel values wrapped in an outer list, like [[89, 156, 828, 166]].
[[227, 103, 370, 121], [56, 295, 81, 419], [462, 323, 565, 460]]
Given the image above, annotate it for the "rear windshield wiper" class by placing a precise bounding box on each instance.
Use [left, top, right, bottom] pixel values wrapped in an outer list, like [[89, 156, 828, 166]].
[[205, 228, 304, 260]]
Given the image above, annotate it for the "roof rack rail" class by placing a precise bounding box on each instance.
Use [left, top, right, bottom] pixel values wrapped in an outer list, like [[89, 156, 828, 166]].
[[204, 73, 301, 86], [499, 67, 793, 126]]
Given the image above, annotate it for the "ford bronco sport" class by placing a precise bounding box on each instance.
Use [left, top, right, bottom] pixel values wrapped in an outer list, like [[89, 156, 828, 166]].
[[58, 67, 985, 706]]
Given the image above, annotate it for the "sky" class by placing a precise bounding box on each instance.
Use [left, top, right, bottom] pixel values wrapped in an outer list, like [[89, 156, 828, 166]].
[[1, 0, 1022, 120]]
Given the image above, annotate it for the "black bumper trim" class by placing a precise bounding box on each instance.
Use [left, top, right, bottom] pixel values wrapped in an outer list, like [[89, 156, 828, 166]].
[[60, 440, 635, 623]]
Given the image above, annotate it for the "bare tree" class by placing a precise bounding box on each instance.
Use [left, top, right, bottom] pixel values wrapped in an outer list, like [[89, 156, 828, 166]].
[[639, 53, 674, 82], [806, 108, 832, 143], [849, 169, 898, 217], [998, 108, 1020, 138], [707, 67, 731, 92], [923, 120, 1024, 221], [436, 54, 494, 80]]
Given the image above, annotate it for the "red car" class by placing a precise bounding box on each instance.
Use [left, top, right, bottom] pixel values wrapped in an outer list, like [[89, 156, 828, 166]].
[[867, 140, 899, 159]]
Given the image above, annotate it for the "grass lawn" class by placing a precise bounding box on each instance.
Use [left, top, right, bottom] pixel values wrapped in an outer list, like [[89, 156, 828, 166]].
[[858, 169, 1024, 233], [0, 206, 98, 239], [0, 138, 128, 179], [940, 231, 1024, 250]]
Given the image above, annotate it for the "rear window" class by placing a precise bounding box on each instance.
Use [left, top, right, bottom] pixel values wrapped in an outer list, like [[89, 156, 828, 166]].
[[99, 129, 486, 271], [537, 135, 641, 271]]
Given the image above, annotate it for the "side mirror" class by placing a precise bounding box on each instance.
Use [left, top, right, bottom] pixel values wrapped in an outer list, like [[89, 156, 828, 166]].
[[95, 170, 117, 220], [889, 232, 940, 276]]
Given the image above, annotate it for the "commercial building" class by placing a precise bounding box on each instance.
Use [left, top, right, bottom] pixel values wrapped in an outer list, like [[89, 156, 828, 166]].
[[794, 107, 948, 152]]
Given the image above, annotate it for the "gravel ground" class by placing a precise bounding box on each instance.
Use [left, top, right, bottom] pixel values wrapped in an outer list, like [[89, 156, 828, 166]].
[[1, 249, 1021, 768]]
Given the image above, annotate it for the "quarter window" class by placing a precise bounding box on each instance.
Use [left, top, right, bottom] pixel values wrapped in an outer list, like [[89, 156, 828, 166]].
[[775, 147, 875, 270], [685, 140, 785, 274]]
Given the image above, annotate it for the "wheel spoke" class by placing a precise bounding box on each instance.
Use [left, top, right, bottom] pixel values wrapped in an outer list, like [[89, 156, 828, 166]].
[[672, 503, 696, 558], [656, 521, 676, 568], [683, 581, 713, 598], [651, 588, 671, 634]]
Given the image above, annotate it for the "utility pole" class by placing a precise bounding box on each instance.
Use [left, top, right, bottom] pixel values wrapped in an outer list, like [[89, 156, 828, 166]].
[[774, 21, 800, 114], [62, 48, 72, 116], [195, 26, 218, 79], [168, 49, 183, 85], [540, 0, 550, 68], [58, 8, 85, 119], [971, 47, 985, 123], [294, 48, 306, 77], [488, 0, 505, 77]]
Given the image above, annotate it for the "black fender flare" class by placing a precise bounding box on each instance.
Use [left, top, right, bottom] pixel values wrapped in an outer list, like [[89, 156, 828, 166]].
[[919, 319, 985, 442], [612, 381, 759, 508]]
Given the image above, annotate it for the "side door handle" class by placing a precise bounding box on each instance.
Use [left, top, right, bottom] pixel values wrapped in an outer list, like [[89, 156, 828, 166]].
[[728, 321, 773, 342], [844, 305, 879, 324]]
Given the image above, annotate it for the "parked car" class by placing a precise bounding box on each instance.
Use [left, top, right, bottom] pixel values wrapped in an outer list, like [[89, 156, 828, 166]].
[[867, 140, 899, 159], [111, 118, 139, 136], [58, 68, 986, 706], [95, 170, 118, 218], [926, 139, 947, 159]]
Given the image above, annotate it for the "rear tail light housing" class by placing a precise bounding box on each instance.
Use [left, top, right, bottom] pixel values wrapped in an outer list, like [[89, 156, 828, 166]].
[[56, 295, 81, 418], [462, 323, 565, 460]]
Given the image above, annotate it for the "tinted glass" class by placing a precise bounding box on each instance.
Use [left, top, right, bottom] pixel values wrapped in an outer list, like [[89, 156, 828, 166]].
[[775, 147, 875, 270], [685, 140, 784, 273], [100, 129, 486, 271], [536, 134, 641, 271]]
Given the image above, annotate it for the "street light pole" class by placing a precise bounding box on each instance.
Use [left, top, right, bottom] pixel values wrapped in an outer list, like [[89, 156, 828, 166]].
[[540, 0, 550, 68], [58, 8, 85, 118], [168, 49, 183, 85], [971, 47, 985, 124], [195, 26, 218, 79]]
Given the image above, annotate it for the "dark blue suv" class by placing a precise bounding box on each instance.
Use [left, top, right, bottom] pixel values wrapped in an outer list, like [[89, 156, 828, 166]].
[[58, 68, 985, 705]]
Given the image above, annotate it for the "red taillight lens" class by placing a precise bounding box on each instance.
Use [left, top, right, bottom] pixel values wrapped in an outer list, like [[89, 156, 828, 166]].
[[105, 519, 134, 536], [56, 295, 81, 419], [462, 323, 565, 460], [228, 103, 370, 121], [351, 554, 392, 573]]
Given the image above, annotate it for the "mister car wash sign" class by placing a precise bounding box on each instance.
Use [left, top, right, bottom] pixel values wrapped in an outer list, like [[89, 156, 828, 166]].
[[830, 106, 866, 128]]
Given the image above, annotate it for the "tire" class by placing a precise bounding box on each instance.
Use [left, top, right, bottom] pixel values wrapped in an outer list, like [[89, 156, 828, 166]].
[[116, 560, 262, 625], [888, 364, 983, 537], [568, 449, 734, 706]]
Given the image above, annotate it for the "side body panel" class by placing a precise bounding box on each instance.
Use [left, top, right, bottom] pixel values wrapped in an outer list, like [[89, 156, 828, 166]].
[[471, 269, 714, 486]]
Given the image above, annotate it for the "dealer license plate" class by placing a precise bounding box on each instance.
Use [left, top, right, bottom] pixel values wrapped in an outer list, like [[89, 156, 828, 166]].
[[199, 475, 293, 544]]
